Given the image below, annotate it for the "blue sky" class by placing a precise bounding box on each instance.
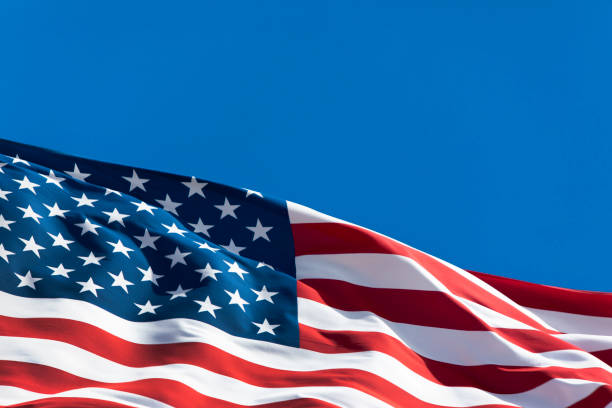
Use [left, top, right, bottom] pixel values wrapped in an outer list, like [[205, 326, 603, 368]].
[[1, 2, 610, 291]]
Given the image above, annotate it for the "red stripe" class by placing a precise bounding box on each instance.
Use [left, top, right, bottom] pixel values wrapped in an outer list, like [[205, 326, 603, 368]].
[[0, 315, 464, 408], [292, 222, 557, 333], [0, 361, 232, 408], [0, 361, 342, 408], [5, 398, 339, 408], [3, 397, 139, 408], [469, 270, 612, 318], [493, 327, 581, 354], [0, 360, 514, 408], [567, 384, 612, 408], [298, 279, 489, 330], [593, 349, 612, 367], [299, 324, 612, 394]]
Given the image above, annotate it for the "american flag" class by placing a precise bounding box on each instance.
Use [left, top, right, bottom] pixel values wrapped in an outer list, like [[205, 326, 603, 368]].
[[0, 139, 610, 408]]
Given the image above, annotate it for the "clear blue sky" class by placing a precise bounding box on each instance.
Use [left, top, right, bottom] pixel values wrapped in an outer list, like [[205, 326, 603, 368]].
[[1, 2, 610, 291]]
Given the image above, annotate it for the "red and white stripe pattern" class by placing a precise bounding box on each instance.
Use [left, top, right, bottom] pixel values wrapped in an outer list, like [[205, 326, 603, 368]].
[[1, 201, 611, 407], [289, 201, 612, 407]]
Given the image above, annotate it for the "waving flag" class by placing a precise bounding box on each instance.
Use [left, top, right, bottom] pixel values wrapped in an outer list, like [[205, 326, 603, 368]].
[[0, 139, 610, 408]]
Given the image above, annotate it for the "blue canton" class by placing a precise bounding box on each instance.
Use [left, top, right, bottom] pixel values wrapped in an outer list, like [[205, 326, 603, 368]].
[[0, 139, 298, 346]]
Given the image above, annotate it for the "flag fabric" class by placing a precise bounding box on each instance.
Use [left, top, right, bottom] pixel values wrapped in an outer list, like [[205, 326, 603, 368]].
[[0, 139, 610, 408]]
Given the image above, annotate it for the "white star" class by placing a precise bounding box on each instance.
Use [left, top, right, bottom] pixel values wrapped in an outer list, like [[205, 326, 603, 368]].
[[165, 246, 191, 268], [244, 188, 263, 198], [47, 264, 74, 278], [76, 277, 103, 296], [195, 263, 222, 281], [102, 208, 129, 227], [122, 170, 149, 192], [43, 170, 65, 188], [221, 239, 246, 255], [194, 296, 221, 317], [155, 194, 182, 215], [78, 251, 105, 266], [246, 219, 273, 242], [0, 162, 6, 173], [43, 202, 69, 218], [11, 154, 30, 166], [0, 244, 14, 263], [106, 239, 134, 258], [65, 164, 90, 181], [188, 218, 214, 237], [256, 262, 274, 270], [104, 188, 122, 196], [47, 232, 74, 250], [0, 188, 11, 201], [182, 176, 207, 198], [225, 289, 249, 312], [108, 271, 133, 293], [214, 198, 239, 219], [75, 218, 101, 236], [252, 319, 280, 335], [223, 260, 249, 280], [17, 205, 43, 224], [19, 236, 45, 258], [15, 271, 41, 290], [0, 214, 15, 230], [162, 222, 188, 237], [194, 241, 220, 252], [13, 176, 39, 194], [251, 286, 278, 303], [137, 266, 163, 286], [71, 193, 97, 207], [135, 300, 161, 315], [131, 200, 156, 214], [166, 284, 192, 300], [134, 228, 160, 250]]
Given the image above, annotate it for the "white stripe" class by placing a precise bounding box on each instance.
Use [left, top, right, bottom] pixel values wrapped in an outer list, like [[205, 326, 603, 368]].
[[296, 253, 444, 291], [296, 253, 533, 330], [555, 333, 612, 353], [287, 201, 348, 224], [527, 307, 612, 336], [0, 386, 172, 408], [0, 336, 392, 408], [298, 297, 612, 371], [494, 378, 603, 408], [458, 297, 534, 330]]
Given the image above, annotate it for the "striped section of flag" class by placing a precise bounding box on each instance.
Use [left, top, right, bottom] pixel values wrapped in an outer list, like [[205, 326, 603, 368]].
[[288, 201, 612, 407]]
